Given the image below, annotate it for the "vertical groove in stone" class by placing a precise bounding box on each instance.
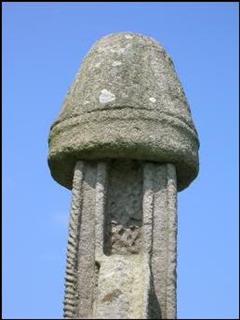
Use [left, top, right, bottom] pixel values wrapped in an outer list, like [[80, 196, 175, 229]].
[[64, 161, 84, 319], [151, 164, 166, 319], [95, 162, 108, 260], [76, 162, 97, 319], [142, 163, 154, 256], [151, 163, 177, 319], [142, 163, 155, 318], [166, 164, 177, 319], [93, 162, 108, 318]]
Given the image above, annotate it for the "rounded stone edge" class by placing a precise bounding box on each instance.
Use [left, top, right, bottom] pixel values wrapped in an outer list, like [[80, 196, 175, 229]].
[[48, 120, 199, 192], [48, 32, 200, 191], [48, 152, 198, 192]]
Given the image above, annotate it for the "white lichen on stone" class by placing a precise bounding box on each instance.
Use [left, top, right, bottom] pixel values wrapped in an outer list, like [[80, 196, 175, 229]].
[[109, 47, 126, 54], [125, 35, 133, 39], [149, 97, 156, 103], [95, 62, 101, 68], [99, 89, 116, 104], [112, 61, 122, 67], [83, 100, 90, 105], [119, 48, 126, 54]]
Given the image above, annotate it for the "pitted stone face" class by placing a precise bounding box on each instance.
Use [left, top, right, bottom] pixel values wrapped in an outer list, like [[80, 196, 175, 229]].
[[48, 32, 199, 191]]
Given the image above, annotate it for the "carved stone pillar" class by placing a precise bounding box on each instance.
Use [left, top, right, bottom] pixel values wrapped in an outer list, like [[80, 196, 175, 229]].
[[48, 32, 199, 319]]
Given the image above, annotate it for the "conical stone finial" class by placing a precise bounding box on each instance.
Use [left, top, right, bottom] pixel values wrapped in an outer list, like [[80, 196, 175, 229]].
[[48, 32, 199, 319], [48, 32, 199, 192]]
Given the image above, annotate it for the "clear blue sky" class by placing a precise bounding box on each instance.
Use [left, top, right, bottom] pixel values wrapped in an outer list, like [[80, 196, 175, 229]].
[[2, 2, 239, 319]]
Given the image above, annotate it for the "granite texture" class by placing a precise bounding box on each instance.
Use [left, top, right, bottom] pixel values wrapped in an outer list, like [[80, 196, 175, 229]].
[[63, 160, 177, 319], [48, 32, 199, 191], [104, 159, 143, 255], [49, 32, 200, 319], [64, 161, 97, 319], [147, 163, 177, 319]]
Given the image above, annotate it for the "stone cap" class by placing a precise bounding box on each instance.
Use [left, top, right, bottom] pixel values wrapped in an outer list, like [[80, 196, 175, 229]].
[[48, 32, 199, 191]]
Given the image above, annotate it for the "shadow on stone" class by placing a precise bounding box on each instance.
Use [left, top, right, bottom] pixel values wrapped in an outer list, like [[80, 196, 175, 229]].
[[148, 272, 162, 319]]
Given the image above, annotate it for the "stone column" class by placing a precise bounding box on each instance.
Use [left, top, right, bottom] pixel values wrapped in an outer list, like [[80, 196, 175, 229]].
[[48, 32, 199, 319]]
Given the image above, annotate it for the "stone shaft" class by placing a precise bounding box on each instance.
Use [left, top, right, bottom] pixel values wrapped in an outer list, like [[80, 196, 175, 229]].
[[64, 160, 177, 319]]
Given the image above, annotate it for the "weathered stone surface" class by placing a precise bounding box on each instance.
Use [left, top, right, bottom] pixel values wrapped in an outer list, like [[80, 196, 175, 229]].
[[146, 163, 177, 319], [64, 161, 97, 319], [93, 254, 149, 319], [48, 32, 199, 191], [49, 32, 200, 319], [63, 160, 177, 319], [104, 160, 143, 255]]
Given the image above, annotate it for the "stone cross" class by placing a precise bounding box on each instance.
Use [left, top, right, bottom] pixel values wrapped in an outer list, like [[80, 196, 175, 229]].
[[48, 32, 199, 319]]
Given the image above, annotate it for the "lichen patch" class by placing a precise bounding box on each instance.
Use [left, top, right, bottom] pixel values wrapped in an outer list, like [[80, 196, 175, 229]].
[[112, 61, 122, 67], [149, 97, 156, 103], [109, 47, 126, 54], [99, 89, 116, 104]]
